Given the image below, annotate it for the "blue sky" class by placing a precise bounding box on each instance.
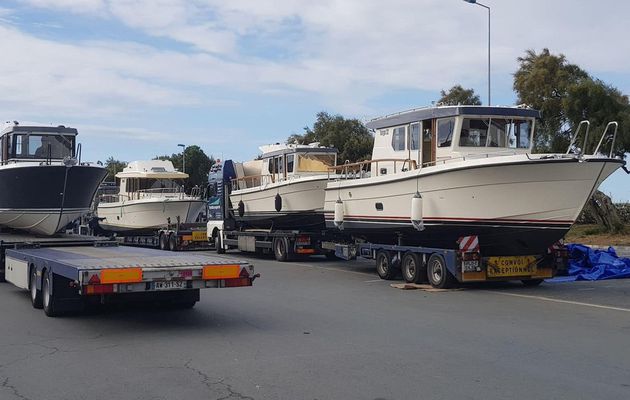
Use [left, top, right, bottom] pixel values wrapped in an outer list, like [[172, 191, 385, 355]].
[[0, 0, 629, 200]]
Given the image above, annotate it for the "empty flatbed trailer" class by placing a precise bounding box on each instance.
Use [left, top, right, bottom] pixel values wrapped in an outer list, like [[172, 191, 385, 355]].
[[0, 233, 256, 317]]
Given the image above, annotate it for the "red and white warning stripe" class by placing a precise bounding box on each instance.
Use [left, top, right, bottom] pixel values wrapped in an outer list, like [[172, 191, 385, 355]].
[[458, 235, 479, 252]]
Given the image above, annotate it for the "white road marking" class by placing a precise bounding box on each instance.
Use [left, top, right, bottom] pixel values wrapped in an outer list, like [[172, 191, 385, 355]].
[[488, 291, 630, 313]]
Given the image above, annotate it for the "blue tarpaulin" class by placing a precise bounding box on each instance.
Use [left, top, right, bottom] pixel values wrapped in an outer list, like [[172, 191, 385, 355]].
[[549, 244, 630, 282]]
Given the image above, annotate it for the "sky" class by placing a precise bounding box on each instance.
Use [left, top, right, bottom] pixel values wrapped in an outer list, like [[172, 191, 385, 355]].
[[0, 0, 629, 200]]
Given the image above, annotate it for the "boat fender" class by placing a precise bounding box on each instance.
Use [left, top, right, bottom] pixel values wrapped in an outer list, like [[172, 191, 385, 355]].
[[238, 200, 245, 217], [275, 193, 282, 212], [411, 192, 424, 231], [334, 199, 344, 230]]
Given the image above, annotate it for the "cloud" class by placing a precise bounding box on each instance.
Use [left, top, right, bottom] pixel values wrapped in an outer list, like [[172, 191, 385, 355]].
[[3, 1, 630, 124]]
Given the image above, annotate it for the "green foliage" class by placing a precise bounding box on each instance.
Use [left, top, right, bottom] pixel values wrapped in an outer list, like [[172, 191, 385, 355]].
[[155, 145, 214, 191], [288, 111, 374, 163], [513, 48, 589, 152], [438, 85, 481, 106], [103, 157, 127, 182], [513, 48, 630, 155]]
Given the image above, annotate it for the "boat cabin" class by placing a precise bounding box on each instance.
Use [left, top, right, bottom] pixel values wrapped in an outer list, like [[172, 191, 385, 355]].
[[233, 143, 337, 189], [0, 122, 77, 164], [365, 106, 540, 174], [114, 160, 190, 201]]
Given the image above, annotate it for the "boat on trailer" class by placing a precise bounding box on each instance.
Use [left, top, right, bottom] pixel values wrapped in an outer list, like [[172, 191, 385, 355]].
[[96, 160, 206, 234], [324, 105, 626, 256], [229, 143, 337, 230], [0, 121, 107, 236]]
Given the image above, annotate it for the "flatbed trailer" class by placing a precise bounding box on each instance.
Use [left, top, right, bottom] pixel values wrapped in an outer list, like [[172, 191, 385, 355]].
[[214, 227, 339, 261], [0, 232, 256, 317], [116, 222, 211, 251], [329, 236, 568, 288]]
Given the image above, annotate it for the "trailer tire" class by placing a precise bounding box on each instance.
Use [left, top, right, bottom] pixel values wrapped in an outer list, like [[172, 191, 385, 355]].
[[427, 254, 455, 289], [42, 269, 59, 317], [215, 234, 225, 254], [273, 237, 289, 262], [401, 252, 425, 283], [376, 250, 397, 280], [521, 279, 544, 287], [168, 233, 178, 252], [159, 232, 168, 251], [30, 267, 43, 309]]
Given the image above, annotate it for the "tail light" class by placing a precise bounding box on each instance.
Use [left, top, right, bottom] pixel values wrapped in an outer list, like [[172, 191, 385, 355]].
[[296, 235, 311, 246]]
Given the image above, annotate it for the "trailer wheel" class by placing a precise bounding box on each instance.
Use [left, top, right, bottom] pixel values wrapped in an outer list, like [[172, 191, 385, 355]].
[[376, 250, 397, 280], [30, 267, 43, 309], [42, 269, 59, 317], [521, 279, 544, 287], [401, 252, 425, 283], [273, 237, 289, 262], [214, 234, 225, 254], [159, 232, 168, 250], [427, 254, 455, 289], [168, 233, 178, 252]]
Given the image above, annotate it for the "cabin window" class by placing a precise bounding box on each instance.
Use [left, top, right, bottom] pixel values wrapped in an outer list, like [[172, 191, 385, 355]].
[[286, 154, 294, 173], [276, 156, 284, 175], [297, 153, 336, 172], [391, 126, 406, 151], [437, 118, 456, 147], [459, 118, 489, 147], [7, 133, 74, 159], [487, 119, 509, 147], [409, 123, 420, 151], [507, 120, 531, 149]]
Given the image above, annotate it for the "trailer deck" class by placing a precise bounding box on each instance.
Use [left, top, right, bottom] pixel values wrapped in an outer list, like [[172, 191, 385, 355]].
[[1, 232, 256, 316]]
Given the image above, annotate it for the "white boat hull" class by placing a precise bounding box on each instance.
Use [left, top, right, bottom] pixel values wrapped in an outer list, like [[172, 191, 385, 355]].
[[0, 208, 88, 236], [230, 176, 328, 229], [97, 198, 206, 233], [324, 156, 623, 255]]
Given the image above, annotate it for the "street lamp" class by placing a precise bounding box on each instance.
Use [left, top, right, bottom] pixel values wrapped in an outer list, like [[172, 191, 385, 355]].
[[463, 0, 491, 106], [177, 143, 186, 174]]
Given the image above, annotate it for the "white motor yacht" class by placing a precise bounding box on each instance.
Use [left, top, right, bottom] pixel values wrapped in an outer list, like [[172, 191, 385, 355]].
[[324, 106, 626, 256], [229, 143, 337, 230], [97, 160, 206, 233]]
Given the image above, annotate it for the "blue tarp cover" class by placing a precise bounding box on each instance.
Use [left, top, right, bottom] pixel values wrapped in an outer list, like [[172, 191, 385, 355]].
[[550, 244, 630, 282]]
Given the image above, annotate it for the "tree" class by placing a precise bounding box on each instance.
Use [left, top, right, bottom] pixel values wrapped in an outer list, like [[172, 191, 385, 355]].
[[104, 157, 127, 182], [513, 48, 589, 152], [155, 145, 214, 191], [288, 112, 373, 163], [437, 85, 481, 106], [514, 48, 630, 156], [564, 79, 630, 156]]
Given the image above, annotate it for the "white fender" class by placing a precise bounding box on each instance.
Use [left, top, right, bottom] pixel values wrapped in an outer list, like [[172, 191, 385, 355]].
[[334, 199, 344, 230], [411, 192, 424, 231]]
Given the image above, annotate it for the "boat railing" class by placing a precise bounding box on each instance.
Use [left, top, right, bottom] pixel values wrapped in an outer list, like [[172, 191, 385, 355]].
[[327, 159, 418, 180], [98, 193, 129, 203], [566, 120, 620, 157], [593, 121, 619, 157], [231, 174, 275, 189]]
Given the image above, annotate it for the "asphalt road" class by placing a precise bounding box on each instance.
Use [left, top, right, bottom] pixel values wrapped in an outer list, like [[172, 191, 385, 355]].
[[1, 252, 630, 400]]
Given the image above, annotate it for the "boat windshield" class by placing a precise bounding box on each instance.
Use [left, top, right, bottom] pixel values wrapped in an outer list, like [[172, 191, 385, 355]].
[[296, 153, 336, 172], [126, 178, 185, 193], [459, 118, 531, 149], [8, 133, 75, 159]]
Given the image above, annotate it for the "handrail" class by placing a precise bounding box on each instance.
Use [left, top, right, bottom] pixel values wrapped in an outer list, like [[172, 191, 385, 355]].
[[231, 174, 275, 189], [327, 158, 418, 180], [566, 120, 590, 155], [593, 121, 619, 157]]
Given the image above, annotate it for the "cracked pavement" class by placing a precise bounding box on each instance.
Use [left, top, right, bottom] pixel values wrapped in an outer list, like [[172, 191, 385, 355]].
[[1, 253, 630, 399]]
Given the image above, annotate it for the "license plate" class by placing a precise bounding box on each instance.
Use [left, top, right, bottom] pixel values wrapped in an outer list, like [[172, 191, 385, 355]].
[[463, 260, 480, 272], [486, 256, 538, 278], [154, 281, 186, 290], [192, 231, 207, 241]]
